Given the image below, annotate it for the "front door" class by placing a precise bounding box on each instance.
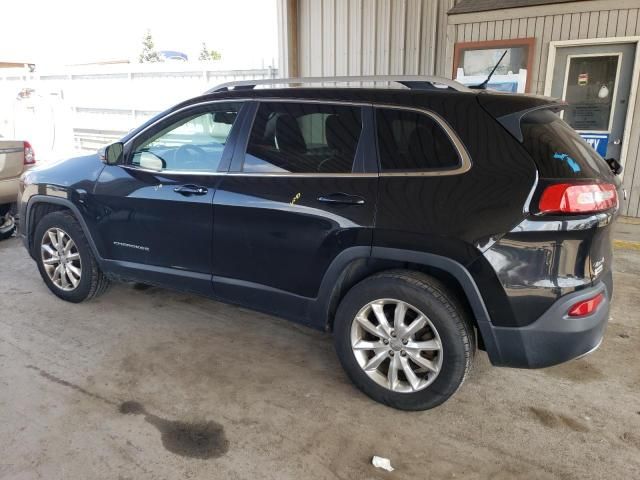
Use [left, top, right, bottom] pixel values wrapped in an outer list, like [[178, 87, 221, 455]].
[[550, 42, 636, 165], [92, 102, 243, 292], [211, 100, 377, 319]]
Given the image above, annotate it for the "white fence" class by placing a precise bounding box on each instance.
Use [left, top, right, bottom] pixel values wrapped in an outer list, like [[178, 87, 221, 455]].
[[0, 64, 278, 159]]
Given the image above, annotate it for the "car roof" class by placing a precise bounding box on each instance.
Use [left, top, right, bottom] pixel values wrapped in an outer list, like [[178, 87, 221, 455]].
[[121, 86, 561, 144]]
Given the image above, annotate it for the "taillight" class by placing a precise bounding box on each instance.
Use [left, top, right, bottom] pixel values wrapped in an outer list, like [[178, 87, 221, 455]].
[[539, 183, 618, 214], [23, 141, 36, 165], [568, 293, 604, 317]]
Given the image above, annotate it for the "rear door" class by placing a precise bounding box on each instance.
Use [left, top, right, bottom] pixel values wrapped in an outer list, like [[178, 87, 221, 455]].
[[211, 100, 377, 317]]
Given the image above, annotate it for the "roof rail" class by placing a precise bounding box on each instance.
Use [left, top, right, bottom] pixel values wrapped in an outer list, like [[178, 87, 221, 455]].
[[206, 75, 472, 94]]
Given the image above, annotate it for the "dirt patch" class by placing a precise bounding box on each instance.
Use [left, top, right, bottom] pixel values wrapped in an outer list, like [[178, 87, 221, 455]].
[[119, 401, 229, 459], [529, 407, 590, 433], [621, 431, 640, 449], [543, 360, 605, 383]]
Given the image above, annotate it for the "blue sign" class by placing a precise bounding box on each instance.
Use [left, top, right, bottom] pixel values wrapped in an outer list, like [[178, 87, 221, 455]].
[[580, 133, 609, 157], [487, 81, 519, 93]]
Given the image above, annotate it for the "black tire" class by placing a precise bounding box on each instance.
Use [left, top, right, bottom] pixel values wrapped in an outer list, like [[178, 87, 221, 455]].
[[334, 270, 475, 411], [34, 210, 110, 303], [0, 212, 16, 240]]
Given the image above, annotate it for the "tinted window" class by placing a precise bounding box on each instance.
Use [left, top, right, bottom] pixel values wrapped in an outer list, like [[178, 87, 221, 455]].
[[376, 108, 460, 171], [243, 102, 362, 173], [520, 109, 611, 179], [132, 103, 240, 172]]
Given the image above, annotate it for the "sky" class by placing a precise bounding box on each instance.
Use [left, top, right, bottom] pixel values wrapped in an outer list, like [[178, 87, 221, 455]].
[[0, 0, 279, 68]]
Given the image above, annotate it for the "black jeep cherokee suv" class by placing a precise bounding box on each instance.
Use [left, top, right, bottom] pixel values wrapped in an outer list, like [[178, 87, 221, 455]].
[[18, 77, 621, 410]]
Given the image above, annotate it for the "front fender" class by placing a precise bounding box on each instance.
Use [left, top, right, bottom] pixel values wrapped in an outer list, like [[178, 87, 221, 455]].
[[22, 195, 104, 264]]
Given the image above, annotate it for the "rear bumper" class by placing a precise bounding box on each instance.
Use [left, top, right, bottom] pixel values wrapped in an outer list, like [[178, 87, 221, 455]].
[[482, 279, 611, 368]]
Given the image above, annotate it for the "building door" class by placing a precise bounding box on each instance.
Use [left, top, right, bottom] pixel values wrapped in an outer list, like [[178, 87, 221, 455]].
[[550, 42, 636, 165]]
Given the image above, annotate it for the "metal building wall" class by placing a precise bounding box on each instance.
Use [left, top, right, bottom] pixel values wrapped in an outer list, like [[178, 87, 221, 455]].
[[295, 0, 455, 77], [448, 1, 640, 217]]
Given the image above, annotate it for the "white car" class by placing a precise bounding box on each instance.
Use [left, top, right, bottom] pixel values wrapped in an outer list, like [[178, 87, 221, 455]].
[[0, 138, 35, 239]]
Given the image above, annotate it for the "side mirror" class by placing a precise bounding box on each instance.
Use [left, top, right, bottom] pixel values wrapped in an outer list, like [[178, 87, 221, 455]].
[[605, 157, 623, 176], [99, 142, 124, 165]]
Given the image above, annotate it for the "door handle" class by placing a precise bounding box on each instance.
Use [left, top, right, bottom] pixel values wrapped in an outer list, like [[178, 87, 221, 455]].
[[317, 193, 365, 205], [174, 184, 208, 196]]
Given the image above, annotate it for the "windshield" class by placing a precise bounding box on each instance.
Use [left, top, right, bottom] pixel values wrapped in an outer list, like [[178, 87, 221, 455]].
[[520, 109, 612, 180]]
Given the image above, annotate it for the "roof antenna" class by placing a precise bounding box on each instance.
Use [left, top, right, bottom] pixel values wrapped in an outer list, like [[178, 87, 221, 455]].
[[470, 50, 508, 90]]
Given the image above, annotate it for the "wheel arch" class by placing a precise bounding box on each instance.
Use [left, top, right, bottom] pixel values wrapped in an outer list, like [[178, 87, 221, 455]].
[[25, 196, 102, 263], [314, 246, 504, 365]]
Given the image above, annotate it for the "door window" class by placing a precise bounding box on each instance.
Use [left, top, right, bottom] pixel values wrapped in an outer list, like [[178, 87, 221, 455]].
[[562, 54, 620, 132], [243, 102, 362, 174], [376, 108, 461, 171], [132, 103, 241, 172]]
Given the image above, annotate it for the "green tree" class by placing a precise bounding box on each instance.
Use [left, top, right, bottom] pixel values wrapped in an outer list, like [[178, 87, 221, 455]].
[[139, 30, 162, 63], [198, 42, 222, 61]]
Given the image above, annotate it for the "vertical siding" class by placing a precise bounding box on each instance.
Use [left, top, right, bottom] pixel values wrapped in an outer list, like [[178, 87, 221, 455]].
[[297, 0, 450, 77]]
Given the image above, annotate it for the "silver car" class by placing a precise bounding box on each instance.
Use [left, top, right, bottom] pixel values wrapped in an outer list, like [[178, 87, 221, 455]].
[[0, 139, 35, 240]]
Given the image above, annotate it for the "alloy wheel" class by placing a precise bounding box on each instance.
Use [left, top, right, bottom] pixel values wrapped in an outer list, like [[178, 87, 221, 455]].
[[350, 299, 443, 393], [41, 227, 82, 291]]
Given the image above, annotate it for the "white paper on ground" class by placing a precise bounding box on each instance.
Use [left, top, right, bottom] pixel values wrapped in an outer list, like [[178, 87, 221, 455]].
[[371, 456, 394, 472]]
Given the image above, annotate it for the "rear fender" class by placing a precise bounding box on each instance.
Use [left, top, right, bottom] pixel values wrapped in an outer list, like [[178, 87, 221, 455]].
[[313, 246, 504, 365]]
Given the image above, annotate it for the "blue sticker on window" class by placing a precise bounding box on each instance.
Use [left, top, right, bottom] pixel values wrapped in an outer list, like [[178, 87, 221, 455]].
[[553, 152, 581, 173]]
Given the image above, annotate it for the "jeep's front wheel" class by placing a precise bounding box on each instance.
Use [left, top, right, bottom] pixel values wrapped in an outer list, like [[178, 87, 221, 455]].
[[334, 270, 475, 410], [34, 211, 110, 302]]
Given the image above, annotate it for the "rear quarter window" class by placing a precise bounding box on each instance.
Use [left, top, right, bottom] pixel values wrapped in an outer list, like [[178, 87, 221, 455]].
[[520, 109, 611, 179], [375, 108, 461, 172]]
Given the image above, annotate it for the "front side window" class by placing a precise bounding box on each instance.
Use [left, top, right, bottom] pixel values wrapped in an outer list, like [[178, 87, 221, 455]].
[[132, 103, 241, 172], [243, 102, 362, 174], [376, 108, 461, 172]]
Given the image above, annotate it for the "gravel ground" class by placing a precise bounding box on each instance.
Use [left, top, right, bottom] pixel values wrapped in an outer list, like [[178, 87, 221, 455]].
[[1, 236, 639, 480]]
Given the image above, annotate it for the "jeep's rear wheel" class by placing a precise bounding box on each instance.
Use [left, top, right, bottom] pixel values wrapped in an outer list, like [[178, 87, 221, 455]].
[[34, 211, 110, 302], [334, 270, 475, 410]]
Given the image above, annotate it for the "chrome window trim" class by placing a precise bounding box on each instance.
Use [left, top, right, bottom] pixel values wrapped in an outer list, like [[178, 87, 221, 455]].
[[122, 97, 472, 178], [120, 164, 226, 176], [119, 164, 377, 178]]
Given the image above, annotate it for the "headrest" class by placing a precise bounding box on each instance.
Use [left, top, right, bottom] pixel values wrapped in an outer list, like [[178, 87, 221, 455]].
[[275, 114, 306, 153]]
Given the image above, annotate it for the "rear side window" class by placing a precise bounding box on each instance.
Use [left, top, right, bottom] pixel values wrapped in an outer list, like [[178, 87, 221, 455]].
[[376, 108, 461, 171], [520, 109, 611, 179], [243, 102, 362, 174]]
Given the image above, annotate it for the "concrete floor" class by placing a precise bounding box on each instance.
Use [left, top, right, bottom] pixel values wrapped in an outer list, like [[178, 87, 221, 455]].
[[1, 237, 639, 480]]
